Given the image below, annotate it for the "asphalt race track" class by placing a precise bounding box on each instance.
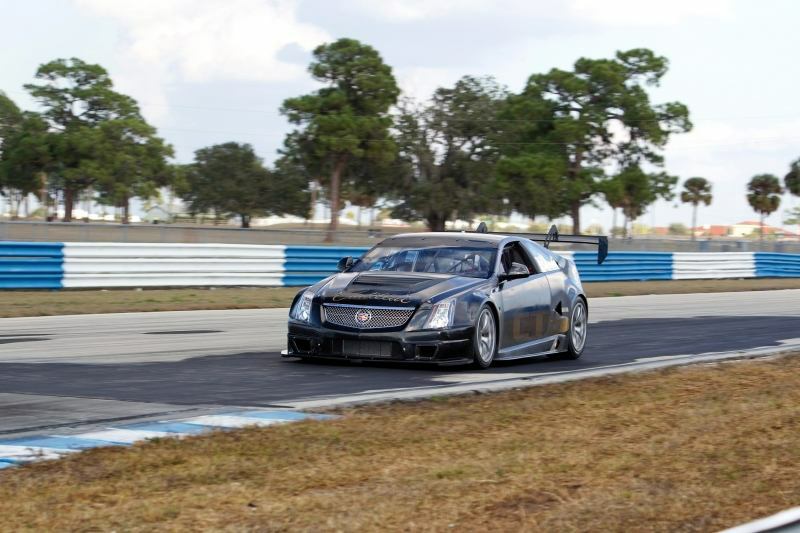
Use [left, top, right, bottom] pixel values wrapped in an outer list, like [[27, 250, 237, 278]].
[[2, 289, 800, 436]]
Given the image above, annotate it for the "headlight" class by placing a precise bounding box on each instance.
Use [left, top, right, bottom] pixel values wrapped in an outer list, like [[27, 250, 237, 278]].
[[425, 300, 454, 329], [291, 289, 314, 322]]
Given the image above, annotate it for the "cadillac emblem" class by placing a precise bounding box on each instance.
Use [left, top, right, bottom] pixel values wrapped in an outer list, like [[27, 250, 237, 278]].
[[354, 308, 372, 326]]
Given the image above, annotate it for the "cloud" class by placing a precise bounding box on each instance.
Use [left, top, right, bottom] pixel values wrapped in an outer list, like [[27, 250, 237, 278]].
[[395, 66, 464, 102], [347, 0, 488, 21], [568, 0, 732, 27], [76, 0, 328, 82], [74, 0, 329, 119], [348, 0, 731, 26]]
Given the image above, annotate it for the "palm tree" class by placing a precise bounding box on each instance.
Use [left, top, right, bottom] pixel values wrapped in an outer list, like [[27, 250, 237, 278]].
[[787, 159, 800, 196], [680, 177, 713, 241], [786, 159, 800, 240], [747, 174, 783, 243]]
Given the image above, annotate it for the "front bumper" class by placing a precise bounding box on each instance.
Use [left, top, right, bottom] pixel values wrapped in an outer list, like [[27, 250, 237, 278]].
[[286, 320, 475, 365]]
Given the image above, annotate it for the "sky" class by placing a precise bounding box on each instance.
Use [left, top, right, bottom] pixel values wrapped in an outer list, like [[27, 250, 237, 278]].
[[1, 0, 799, 229]]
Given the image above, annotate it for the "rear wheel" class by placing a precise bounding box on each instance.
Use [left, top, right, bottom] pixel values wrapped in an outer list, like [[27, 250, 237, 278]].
[[472, 305, 497, 369], [561, 298, 587, 360]]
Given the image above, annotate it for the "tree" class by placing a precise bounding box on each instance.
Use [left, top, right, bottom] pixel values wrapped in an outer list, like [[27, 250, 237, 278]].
[[495, 89, 570, 223], [601, 166, 677, 237], [0, 92, 50, 218], [747, 174, 783, 242], [341, 155, 397, 227], [786, 159, 800, 197], [281, 38, 399, 241], [390, 77, 506, 231], [509, 48, 691, 233], [0, 91, 23, 143], [668, 223, 689, 236], [784, 206, 800, 226], [181, 142, 307, 228], [680, 177, 713, 241], [24, 58, 147, 221], [0, 113, 50, 218], [600, 176, 625, 236], [92, 117, 173, 223]]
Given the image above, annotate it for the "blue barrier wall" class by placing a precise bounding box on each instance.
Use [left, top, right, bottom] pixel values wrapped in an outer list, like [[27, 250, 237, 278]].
[[283, 246, 369, 287], [1, 241, 799, 289], [755, 253, 800, 278], [571, 251, 674, 282], [0, 242, 64, 289]]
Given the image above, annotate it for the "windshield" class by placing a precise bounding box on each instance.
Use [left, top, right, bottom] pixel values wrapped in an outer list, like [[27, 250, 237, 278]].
[[351, 245, 496, 278]]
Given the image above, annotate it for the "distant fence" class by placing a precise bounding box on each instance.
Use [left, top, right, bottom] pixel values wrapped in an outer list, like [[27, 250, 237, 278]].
[[1, 242, 800, 289], [3, 221, 800, 253]]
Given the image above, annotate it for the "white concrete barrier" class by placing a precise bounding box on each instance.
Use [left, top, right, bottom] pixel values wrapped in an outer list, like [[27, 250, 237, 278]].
[[672, 252, 755, 280]]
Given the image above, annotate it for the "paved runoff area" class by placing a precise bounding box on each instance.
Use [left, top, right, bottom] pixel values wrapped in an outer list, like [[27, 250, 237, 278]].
[[1, 289, 799, 466]]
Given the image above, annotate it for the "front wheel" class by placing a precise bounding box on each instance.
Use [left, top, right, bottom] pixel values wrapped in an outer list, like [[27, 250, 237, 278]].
[[561, 298, 587, 360], [472, 305, 498, 369]]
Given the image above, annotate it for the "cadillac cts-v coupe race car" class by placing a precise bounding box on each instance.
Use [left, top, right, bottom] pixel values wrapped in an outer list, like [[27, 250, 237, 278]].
[[285, 225, 607, 368]]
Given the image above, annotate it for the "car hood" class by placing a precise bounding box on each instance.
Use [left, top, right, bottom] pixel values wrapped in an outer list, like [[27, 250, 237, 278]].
[[318, 272, 485, 307]]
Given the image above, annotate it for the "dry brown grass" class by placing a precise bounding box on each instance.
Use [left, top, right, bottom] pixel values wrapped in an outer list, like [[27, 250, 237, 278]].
[[2, 355, 800, 531], [1, 278, 799, 318], [0, 287, 300, 317], [585, 277, 800, 298]]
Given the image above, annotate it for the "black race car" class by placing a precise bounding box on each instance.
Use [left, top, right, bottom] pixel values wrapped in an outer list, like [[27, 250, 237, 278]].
[[285, 225, 607, 368]]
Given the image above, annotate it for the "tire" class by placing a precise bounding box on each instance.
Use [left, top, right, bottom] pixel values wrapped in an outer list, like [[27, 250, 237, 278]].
[[472, 305, 498, 369], [560, 298, 588, 360]]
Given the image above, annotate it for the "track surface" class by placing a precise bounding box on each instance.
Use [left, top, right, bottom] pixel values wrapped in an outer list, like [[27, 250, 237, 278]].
[[1, 290, 800, 434]]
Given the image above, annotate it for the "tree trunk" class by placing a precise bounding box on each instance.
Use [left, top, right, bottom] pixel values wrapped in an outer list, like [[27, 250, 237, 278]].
[[121, 197, 130, 225], [427, 212, 446, 232], [569, 149, 584, 234], [324, 155, 348, 243], [241, 214, 251, 228], [309, 180, 318, 223], [10, 193, 21, 220], [611, 208, 617, 237], [760, 213, 765, 244], [570, 201, 581, 235], [63, 188, 74, 222], [691, 204, 697, 241], [39, 173, 47, 219]]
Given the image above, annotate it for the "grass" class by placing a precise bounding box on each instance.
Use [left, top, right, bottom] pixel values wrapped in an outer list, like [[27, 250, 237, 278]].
[[1, 278, 800, 318], [0, 287, 300, 317], [1, 354, 800, 531]]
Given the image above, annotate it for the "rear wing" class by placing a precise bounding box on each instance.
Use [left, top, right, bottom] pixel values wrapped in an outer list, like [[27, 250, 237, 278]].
[[474, 223, 608, 265]]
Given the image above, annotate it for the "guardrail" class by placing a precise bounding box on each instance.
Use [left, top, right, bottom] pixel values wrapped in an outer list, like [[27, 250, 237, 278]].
[[0, 242, 64, 289], [1, 242, 799, 289]]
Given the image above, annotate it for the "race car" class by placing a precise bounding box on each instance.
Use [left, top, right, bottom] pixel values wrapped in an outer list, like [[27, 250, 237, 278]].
[[285, 225, 607, 368]]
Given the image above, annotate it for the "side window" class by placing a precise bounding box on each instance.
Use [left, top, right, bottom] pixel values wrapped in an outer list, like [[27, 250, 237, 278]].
[[500, 241, 537, 274], [522, 240, 560, 273]]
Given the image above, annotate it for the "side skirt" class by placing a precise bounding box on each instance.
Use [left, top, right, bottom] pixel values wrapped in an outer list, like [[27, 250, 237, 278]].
[[494, 334, 567, 361]]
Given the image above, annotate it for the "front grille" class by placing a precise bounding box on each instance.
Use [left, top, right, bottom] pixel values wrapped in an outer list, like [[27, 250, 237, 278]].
[[341, 340, 396, 358], [323, 304, 414, 329]]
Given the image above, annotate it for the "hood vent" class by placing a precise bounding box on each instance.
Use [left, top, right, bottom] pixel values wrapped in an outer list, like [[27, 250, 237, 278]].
[[350, 274, 440, 289]]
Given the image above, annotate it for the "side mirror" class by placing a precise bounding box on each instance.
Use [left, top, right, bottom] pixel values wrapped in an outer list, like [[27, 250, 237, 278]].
[[498, 262, 530, 282], [337, 256, 356, 272]]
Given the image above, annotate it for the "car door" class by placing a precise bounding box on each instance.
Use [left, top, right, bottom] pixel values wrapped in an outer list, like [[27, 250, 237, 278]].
[[497, 240, 554, 356], [522, 240, 569, 337]]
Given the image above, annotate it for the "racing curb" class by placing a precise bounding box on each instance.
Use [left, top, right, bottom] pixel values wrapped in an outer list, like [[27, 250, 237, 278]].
[[285, 343, 800, 410]]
